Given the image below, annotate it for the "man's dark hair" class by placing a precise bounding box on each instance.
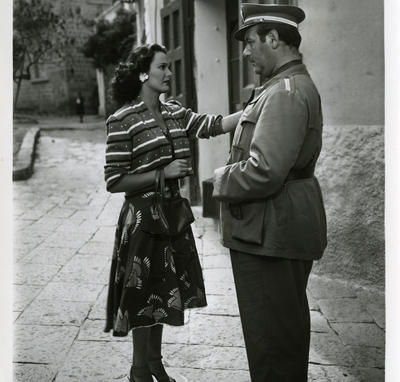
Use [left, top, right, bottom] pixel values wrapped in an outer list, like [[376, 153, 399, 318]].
[[256, 23, 302, 49]]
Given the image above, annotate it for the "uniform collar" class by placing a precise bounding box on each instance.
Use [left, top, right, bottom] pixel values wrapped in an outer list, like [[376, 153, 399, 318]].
[[250, 60, 309, 104]]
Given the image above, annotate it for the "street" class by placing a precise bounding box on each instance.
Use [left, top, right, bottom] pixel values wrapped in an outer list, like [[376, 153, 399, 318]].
[[13, 121, 384, 382]]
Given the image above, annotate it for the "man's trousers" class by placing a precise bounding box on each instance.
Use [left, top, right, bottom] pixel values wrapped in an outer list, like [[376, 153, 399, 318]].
[[230, 250, 313, 382]]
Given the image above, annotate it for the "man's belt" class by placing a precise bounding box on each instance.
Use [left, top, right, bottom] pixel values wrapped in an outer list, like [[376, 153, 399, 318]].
[[285, 167, 314, 182], [228, 167, 315, 220]]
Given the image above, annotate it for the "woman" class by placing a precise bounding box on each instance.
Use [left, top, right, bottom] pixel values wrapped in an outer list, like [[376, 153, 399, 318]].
[[104, 44, 240, 382]]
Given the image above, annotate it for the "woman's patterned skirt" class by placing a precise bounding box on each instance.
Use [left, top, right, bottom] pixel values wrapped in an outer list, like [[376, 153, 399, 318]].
[[104, 192, 207, 336]]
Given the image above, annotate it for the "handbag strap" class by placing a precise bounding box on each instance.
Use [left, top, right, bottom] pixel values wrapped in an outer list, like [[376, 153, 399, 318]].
[[155, 168, 166, 203]]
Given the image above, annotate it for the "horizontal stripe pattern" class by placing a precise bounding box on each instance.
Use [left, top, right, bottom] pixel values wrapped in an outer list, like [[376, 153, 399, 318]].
[[104, 98, 224, 189]]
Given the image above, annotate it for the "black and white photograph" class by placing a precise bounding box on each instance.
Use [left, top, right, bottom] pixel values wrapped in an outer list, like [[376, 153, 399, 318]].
[[2, 0, 399, 381]]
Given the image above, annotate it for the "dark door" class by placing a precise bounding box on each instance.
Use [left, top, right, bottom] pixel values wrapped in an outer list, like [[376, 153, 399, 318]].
[[160, 0, 199, 202], [226, 0, 298, 111]]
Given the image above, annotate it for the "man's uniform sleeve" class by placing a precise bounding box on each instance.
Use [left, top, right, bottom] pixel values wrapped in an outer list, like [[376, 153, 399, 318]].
[[213, 89, 308, 203]]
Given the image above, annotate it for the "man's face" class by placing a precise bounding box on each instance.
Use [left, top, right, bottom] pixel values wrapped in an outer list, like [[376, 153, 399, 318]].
[[243, 26, 275, 79]]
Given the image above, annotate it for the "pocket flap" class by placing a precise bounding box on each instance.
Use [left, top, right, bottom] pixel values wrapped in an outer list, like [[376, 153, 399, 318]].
[[231, 201, 266, 245]]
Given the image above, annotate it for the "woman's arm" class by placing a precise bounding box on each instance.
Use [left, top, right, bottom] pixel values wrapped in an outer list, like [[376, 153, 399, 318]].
[[165, 100, 241, 138], [107, 159, 191, 193], [221, 111, 242, 133]]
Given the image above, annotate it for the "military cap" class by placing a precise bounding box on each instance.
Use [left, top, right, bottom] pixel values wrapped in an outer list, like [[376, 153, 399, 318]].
[[235, 3, 305, 41]]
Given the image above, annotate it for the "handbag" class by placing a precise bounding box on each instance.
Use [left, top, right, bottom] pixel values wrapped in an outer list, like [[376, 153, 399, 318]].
[[149, 169, 195, 236]]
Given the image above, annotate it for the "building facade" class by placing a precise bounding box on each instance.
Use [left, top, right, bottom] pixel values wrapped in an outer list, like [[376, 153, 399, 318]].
[[13, 0, 114, 115], [101, 0, 385, 288]]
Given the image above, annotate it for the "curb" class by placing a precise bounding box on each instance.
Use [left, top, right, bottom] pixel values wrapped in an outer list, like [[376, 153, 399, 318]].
[[13, 127, 41, 181]]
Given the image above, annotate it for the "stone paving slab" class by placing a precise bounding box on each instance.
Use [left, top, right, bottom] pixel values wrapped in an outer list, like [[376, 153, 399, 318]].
[[78, 240, 114, 256], [188, 312, 245, 347], [202, 253, 232, 269], [330, 322, 385, 347], [162, 343, 248, 370], [20, 245, 77, 265], [14, 263, 61, 285], [14, 363, 56, 382], [310, 310, 331, 333], [317, 297, 374, 323], [16, 299, 93, 326], [36, 281, 103, 302], [310, 331, 356, 366], [53, 254, 109, 284], [196, 294, 240, 316], [13, 284, 42, 312], [54, 340, 132, 382], [14, 324, 79, 365]]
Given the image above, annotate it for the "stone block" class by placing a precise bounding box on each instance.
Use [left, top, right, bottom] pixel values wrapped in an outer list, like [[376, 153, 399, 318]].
[[28, 217, 64, 233], [308, 275, 359, 300], [88, 285, 108, 320], [203, 239, 228, 256], [14, 324, 79, 365], [163, 367, 250, 382], [357, 288, 385, 329], [202, 253, 232, 269], [42, 231, 91, 249], [78, 240, 113, 256], [53, 254, 109, 284], [21, 245, 77, 265], [196, 294, 239, 316], [13, 285, 42, 311], [330, 322, 385, 347], [203, 268, 234, 284], [188, 313, 245, 347], [36, 282, 103, 302], [162, 322, 191, 344], [310, 332, 355, 366], [16, 299, 92, 326], [13, 363, 56, 382], [55, 341, 131, 382], [78, 319, 129, 342], [91, 226, 115, 242], [14, 263, 61, 285], [308, 364, 359, 382], [308, 293, 320, 311], [317, 297, 373, 323], [205, 281, 237, 297], [162, 343, 248, 370], [46, 207, 76, 219], [311, 311, 331, 333], [347, 345, 385, 368]]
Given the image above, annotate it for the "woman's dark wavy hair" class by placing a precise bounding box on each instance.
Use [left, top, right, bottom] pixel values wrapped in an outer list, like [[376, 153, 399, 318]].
[[256, 23, 302, 49], [110, 43, 167, 106]]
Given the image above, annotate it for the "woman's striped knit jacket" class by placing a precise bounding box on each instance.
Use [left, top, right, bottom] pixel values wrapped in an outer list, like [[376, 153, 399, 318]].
[[104, 97, 223, 190]]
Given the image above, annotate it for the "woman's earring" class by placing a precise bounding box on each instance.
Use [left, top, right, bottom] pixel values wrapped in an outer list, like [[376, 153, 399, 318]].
[[139, 73, 149, 83]]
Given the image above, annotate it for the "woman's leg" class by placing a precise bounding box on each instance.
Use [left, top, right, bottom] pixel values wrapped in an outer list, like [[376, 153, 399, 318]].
[[131, 327, 153, 382], [147, 324, 171, 381]]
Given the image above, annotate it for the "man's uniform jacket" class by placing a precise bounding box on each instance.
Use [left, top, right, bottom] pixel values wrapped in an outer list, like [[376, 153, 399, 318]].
[[213, 62, 327, 261]]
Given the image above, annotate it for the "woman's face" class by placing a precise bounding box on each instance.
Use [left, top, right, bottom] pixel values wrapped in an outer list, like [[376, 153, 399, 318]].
[[145, 51, 172, 95]]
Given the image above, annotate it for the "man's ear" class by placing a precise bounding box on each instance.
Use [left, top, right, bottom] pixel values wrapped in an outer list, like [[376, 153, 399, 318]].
[[266, 29, 279, 49]]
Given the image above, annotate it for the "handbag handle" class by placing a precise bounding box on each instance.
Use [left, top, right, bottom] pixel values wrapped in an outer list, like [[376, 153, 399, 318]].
[[155, 168, 166, 202]]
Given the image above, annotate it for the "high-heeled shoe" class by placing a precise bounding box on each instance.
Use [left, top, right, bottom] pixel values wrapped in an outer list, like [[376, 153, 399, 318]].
[[148, 358, 176, 382], [128, 365, 153, 382]]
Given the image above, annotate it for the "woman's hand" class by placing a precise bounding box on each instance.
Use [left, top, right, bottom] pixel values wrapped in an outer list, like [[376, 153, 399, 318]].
[[164, 159, 190, 179]]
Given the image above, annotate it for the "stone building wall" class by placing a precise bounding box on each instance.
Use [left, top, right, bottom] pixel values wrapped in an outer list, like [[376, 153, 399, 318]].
[[299, 0, 385, 288], [14, 0, 113, 115]]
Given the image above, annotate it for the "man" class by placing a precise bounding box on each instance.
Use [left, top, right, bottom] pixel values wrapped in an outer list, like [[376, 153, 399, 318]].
[[212, 4, 327, 381]]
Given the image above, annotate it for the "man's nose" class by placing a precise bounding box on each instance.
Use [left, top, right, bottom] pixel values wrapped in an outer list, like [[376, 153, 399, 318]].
[[243, 45, 251, 58]]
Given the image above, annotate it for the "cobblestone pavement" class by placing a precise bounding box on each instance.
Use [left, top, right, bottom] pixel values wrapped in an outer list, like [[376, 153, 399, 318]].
[[13, 123, 385, 382]]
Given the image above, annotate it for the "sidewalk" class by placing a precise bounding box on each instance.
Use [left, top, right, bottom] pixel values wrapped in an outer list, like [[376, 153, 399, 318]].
[[13, 119, 384, 382]]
